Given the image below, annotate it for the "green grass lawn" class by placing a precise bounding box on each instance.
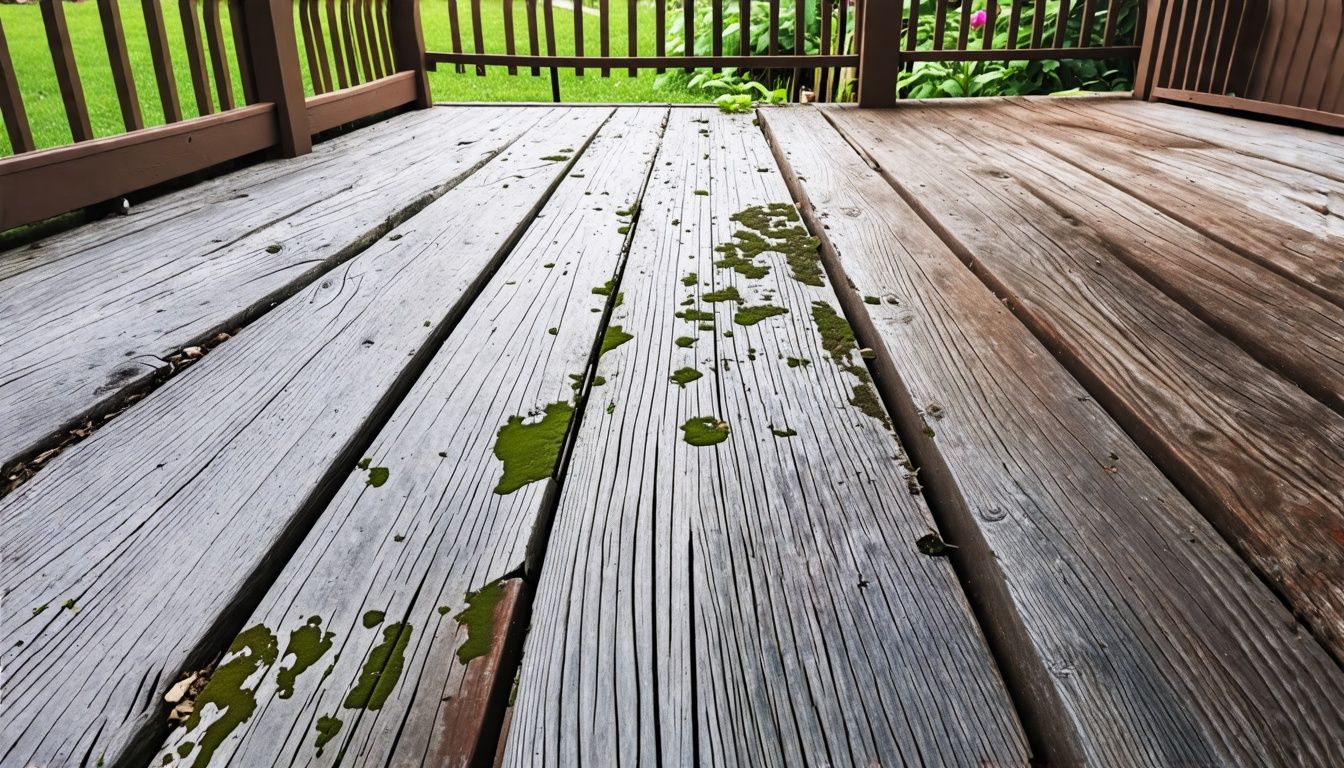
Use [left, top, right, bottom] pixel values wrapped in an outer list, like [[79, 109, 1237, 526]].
[[0, 0, 702, 156]]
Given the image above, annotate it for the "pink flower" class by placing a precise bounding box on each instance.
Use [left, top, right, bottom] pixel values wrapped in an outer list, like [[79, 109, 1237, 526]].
[[970, 10, 988, 30]]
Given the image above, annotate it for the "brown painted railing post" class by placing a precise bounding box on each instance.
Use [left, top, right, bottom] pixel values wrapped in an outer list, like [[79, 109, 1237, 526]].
[[857, 0, 902, 106], [1132, 0, 1168, 100], [389, 0, 433, 107], [243, 0, 312, 156]]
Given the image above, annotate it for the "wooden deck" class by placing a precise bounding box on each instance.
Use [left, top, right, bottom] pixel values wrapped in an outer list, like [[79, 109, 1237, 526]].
[[2, 96, 1343, 767]]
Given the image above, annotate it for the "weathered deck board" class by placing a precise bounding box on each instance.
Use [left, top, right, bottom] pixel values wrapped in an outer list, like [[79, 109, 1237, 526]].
[[0, 106, 537, 474], [152, 107, 667, 768], [823, 106, 1344, 663], [505, 109, 1028, 767], [1009, 98, 1344, 309], [0, 109, 608, 768], [766, 105, 1344, 766]]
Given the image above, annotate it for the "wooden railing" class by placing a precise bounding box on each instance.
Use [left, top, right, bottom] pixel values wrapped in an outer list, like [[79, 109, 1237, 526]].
[[0, 0, 430, 230], [1137, 0, 1344, 129]]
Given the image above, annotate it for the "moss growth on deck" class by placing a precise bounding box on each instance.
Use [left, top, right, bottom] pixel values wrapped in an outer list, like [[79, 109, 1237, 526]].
[[681, 272, 698, 287], [811, 301, 891, 429], [675, 335, 697, 348], [276, 616, 334, 699], [733, 305, 788, 326], [771, 427, 798, 437], [314, 715, 342, 755], [362, 610, 385, 628], [592, 279, 615, 296], [786, 357, 810, 368], [356, 458, 388, 488], [669, 367, 703, 387], [493, 402, 574, 494], [681, 416, 730, 446], [601, 325, 634, 356], [710, 204, 822, 286], [676, 308, 715, 322], [702, 286, 743, 303], [343, 623, 412, 710], [454, 579, 506, 664], [183, 623, 279, 766]]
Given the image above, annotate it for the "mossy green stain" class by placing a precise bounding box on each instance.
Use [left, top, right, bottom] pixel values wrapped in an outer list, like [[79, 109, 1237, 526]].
[[702, 286, 742, 303], [786, 357, 811, 368], [669, 367, 702, 387], [592, 375, 607, 387], [850, 382, 891, 429], [681, 416, 729, 446], [265, 244, 282, 254], [693, 189, 709, 196], [314, 715, 342, 755], [675, 309, 714, 322], [176, 742, 194, 758], [343, 622, 412, 710], [733, 305, 788, 326], [864, 295, 881, 305], [356, 458, 389, 487], [592, 279, 615, 296], [163, 754, 174, 765], [548, 327, 558, 336], [811, 301, 858, 366], [32, 603, 46, 616], [362, 610, 385, 628], [183, 623, 278, 767], [540, 154, 569, 161], [681, 272, 698, 287], [601, 325, 633, 356], [276, 616, 334, 699], [493, 401, 574, 494], [454, 579, 506, 664], [772, 428, 798, 437], [675, 336, 697, 348], [712, 205, 821, 285]]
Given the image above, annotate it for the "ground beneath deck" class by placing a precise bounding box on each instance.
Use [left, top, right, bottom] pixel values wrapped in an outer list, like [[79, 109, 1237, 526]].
[[3, 97, 1344, 768]]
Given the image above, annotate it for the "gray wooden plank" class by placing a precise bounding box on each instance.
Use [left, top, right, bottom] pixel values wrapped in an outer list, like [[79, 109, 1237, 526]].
[[151, 107, 667, 768], [0, 108, 609, 768], [504, 109, 1028, 767], [765, 105, 1344, 766], [0, 106, 540, 475]]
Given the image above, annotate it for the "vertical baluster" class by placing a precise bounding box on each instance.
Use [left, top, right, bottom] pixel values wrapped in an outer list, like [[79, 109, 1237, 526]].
[[528, 0, 542, 75], [376, 0, 394, 76], [831, 0, 848, 97], [229, 0, 256, 102], [983, 0, 997, 50], [821, 0, 831, 100], [504, 0, 518, 74], [933, 0, 948, 50], [766, 0, 778, 83], [363, 0, 384, 79], [179, 0, 214, 114], [0, 19, 36, 153], [575, 0, 586, 75], [204, 0, 235, 107], [791, 0, 802, 96], [447, 0, 465, 73], [1196, 0, 1229, 93], [1078, 0, 1097, 47], [544, 0, 558, 95], [599, 0, 610, 76], [42, 0, 94, 141], [655, 0, 665, 73], [354, 0, 375, 81], [628, 0, 640, 76], [712, 0, 722, 61], [143, 0, 183, 120], [1007, 0, 1022, 49], [1053, 0, 1073, 48], [339, 0, 361, 84], [469, 0, 486, 75], [1029, 0, 1046, 49], [299, 0, 325, 92], [1101, 0, 1119, 45], [307, 0, 334, 93], [957, 0, 972, 50], [96, 0, 143, 131], [683, 0, 694, 71], [328, 0, 352, 85]]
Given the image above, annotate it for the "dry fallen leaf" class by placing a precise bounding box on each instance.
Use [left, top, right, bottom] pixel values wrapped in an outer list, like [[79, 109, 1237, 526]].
[[164, 673, 198, 704]]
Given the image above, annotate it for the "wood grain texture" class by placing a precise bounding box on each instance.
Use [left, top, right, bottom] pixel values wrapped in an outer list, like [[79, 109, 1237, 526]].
[[0, 108, 607, 768], [152, 107, 666, 768], [0, 107, 537, 475], [823, 103, 1344, 665], [505, 109, 1029, 768], [766, 105, 1344, 766]]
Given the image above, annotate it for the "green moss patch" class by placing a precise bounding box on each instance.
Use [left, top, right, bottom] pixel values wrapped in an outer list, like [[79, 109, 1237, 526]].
[[669, 367, 703, 387], [184, 623, 279, 766], [343, 623, 412, 711], [702, 286, 743, 303], [675, 308, 714, 322], [811, 302, 891, 429], [733, 305, 788, 326], [711, 204, 823, 286], [356, 458, 388, 488], [681, 272, 698, 287], [601, 325, 634, 356], [675, 336, 697, 348], [786, 357, 811, 368], [454, 579, 506, 664], [493, 402, 574, 494], [592, 279, 614, 296], [276, 616, 334, 699], [314, 715, 342, 755], [771, 427, 797, 437], [681, 416, 730, 446], [362, 610, 385, 628]]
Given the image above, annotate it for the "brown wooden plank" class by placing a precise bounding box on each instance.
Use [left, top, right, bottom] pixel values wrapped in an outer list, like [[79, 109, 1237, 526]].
[[0, 18, 35, 153], [504, 108, 1029, 767], [179, 0, 215, 115], [825, 101, 1344, 664], [772, 103, 1344, 765], [41, 0, 94, 142], [428, 52, 861, 68], [306, 69, 417, 133], [203, 0, 236, 109], [97, 0, 144, 132], [0, 108, 604, 768], [0, 107, 535, 474], [154, 107, 665, 768]]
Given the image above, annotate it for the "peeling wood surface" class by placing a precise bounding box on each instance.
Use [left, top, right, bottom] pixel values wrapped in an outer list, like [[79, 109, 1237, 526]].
[[0, 109, 606, 768], [504, 109, 1028, 767], [824, 103, 1344, 666], [766, 105, 1344, 766], [152, 108, 666, 768], [0, 106, 538, 473]]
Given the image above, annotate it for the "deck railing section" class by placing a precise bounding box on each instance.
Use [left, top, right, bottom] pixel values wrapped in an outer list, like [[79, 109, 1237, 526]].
[[0, 0, 430, 230], [1137, 0, 1344, 129]]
